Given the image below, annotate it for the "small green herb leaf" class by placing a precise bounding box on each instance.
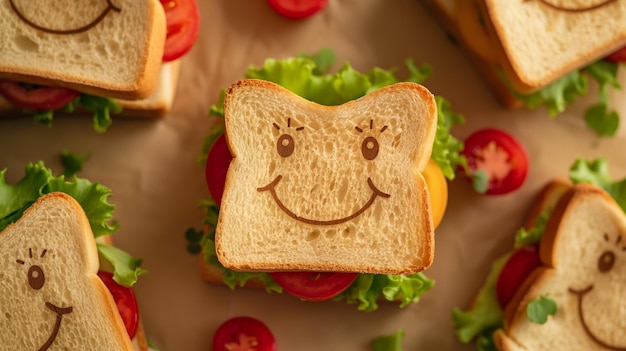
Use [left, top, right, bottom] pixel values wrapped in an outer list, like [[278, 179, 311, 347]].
[[526, 295, 557, 324]]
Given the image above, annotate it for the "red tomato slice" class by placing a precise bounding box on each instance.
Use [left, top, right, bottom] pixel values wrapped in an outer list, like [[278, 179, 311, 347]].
[[462, 128, 528, 195], [205, 134, 231, 205], [97, 271, 139, 340], [159, 0, 200, 62], [605, 45, 626, 63], [213, 316, 277, 351], [0, 81, 79, 110], [495, 244, 541, 308], [270, 271, 358, 301], [267, 0, 328, 19]]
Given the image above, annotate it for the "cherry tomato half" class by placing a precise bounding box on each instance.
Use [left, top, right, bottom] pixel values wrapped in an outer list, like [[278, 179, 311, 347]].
[[213, 316, 277, 351], [462, 128, 528, 195], [267, 0, 328, 19], [159, 0, 200, 62], [205, 134, 231, 205], [423, 159, 448, 229], [0, 81, 79, 110], [605, 45, 626, 63], [97, 271, 139, 339], [270, 271, 358, 301], [495, 244, 541, 308]]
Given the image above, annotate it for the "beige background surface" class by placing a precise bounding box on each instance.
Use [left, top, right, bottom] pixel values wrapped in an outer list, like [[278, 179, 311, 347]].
[[1, 1, 626, 350]]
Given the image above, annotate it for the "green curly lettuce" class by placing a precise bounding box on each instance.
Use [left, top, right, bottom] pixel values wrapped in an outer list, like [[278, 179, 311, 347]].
[[193, 49, 466, 310], [24, 93, 121, 133], [513, 60, 622, 137], [569, 157, 626, 212], [0, 161, 144, 286]]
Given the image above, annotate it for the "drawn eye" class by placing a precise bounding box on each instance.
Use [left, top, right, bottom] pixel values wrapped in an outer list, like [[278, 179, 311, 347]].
[[598, 250, 615, 273], [28, 265, 45, 290], [277, 133, 295, 158], [361, 136, 379, 160]]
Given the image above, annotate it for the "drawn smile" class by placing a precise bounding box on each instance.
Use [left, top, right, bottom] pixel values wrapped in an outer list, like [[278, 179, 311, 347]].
[[9, 0, 121, 35], [257, 176, 390, 226], [530, 0, 618, 12], [39, 302, 73, 351], [569, 285, 626, 350]]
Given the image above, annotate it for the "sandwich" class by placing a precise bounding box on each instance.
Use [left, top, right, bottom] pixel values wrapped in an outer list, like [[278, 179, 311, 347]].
[[452, 157, 626, 350], [0, 160, 149, 350], [186, 49, 467, 311], [422, 0, 626, 137], [0, 0, 200, 132]]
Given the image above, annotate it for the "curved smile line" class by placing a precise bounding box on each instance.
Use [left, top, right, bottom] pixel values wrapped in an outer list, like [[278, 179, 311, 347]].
[[9, 0, 121, 35], [569, 285, 626, 350], [39, 302, 73, 351], [257, 176, 390, 226], [531, 0, 618, 12]]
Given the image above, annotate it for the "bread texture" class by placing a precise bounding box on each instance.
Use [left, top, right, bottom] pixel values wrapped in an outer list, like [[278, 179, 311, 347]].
[[0, 192, 134, 350], [482, 0, 626, 92], [215, 79, 437, 275], [0, 0, 166, 100], [495, 184, 626, 351]]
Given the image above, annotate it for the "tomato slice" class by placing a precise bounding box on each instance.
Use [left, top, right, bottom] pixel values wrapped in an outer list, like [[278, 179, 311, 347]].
[[461, 128, 529, 195], [205, 134, 231, 205], [605, 45, 626, 63], [213, 316, 277, 351], [495, 244, 541, 308], [267, 0, 328, 19], [159, 0, 200, 62], [97, 271, 139, 340], [0, 81, 79, 110], [270, 271, 358, 301]]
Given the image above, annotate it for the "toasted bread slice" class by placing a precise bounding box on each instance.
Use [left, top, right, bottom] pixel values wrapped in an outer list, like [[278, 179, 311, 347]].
[[481, 0, 626, 92], [0, 0, 166, 100], [0, 192, 135, 350], [496, 184, 626, 350], [215, 79, 437, 275]]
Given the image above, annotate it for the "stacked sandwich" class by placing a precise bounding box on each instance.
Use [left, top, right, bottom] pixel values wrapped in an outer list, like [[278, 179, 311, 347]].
[[422, 0, 626, 136], [453, 158, 626, 350], [0, 160, 149, 350], [188, 49, 467, 311], [0, 0, 200, 131]]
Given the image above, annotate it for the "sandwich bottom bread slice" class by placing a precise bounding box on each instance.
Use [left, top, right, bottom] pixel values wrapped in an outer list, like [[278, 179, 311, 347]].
[[187, 49, 467, 311], [452, 157, 626, 350], [0, 161, 149, 350]]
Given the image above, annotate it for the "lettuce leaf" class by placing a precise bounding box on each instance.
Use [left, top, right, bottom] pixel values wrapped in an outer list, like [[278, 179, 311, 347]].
[[0, 161, 143, 286], [513, 60, 622, 137], [372, 330, 405, 351], [24, 93, 121, 133], [195, 49, 462, 310], [569, 157, 626, 212]]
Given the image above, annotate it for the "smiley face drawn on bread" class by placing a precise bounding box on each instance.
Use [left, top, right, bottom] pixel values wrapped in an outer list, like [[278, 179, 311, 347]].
[[8, 0, 121, 35], [0, 193, 134, 350], [215, 79, 437, 274], [495, 184, 626, 351], [529, 0, 619, 13]]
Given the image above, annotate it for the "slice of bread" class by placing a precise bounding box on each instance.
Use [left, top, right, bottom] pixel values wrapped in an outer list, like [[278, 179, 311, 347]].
[[494, 184, 626, 350], [0, 192, 135, 350], [482, 0, 626, 92], [0, 0, 166, 100], [215, 79, 437, 275]]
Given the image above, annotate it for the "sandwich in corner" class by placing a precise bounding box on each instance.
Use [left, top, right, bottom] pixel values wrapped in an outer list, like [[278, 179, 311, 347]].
[[422, 0, 626, 136], [0, 0, 200, 131], [0, 161, 148, 350], [452, 158, 626, 350], [187, 49, 466, 311]]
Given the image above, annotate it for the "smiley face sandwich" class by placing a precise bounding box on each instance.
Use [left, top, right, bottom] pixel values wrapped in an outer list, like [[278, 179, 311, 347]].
[[0, 161, 148, 350], [0, 0, 199, 131], [422, 0, 626, 136], [453, 158, 626, 350], [187, 49, 466, 311]]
